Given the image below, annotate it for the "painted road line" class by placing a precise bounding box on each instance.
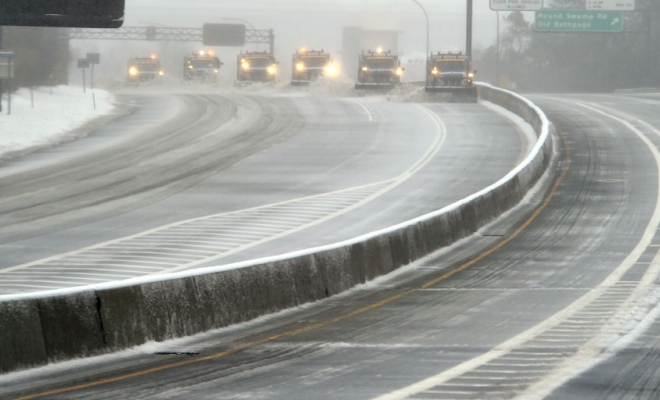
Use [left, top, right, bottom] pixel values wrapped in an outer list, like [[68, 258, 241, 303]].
[[0, 106, 446, 294], [373, 100, 660, 400], [12, 106, 553, 400]]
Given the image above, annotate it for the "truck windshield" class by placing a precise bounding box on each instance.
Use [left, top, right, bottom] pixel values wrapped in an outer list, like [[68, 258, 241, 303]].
[[300, 56, 329, 68], [366, 58, 395, 69], [133, 62, 159, 72], [190, 59, 220, 69], [246, 57, 273, 68], [435, 60, 467, 72]]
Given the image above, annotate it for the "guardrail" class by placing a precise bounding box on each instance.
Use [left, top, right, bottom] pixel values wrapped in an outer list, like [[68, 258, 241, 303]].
[[0, 83, 555, 373], [614, 87, 660, 94]]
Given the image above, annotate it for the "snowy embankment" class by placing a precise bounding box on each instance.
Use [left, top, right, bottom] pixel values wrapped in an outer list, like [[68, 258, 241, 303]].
[[0, 86, 115, 157]]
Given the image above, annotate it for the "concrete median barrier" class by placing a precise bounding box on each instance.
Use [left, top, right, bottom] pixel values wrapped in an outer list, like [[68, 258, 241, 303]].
[[0, 299, 46, 374], [0, 84, 556, 373], [37, 291, 106, 363]]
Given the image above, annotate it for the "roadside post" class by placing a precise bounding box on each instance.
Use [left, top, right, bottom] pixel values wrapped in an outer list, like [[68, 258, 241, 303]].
[[86, 53, 100, 90], [77, 58, 90, 93], [0, 51, 14, 115]]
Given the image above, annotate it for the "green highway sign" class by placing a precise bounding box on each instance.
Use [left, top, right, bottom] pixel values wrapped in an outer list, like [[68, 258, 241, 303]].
[[535, 10, 624, 32]]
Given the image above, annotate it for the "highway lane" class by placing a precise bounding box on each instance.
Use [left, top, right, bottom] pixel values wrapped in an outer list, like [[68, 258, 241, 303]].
[[3, 93, 660, 399], [0, 92, 526, 294], [540, 93, 660, 400]]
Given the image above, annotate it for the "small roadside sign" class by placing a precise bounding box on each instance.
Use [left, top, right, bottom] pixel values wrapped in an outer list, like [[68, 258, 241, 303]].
[[490, 0, 543, 11], [86, 53, 100, 64], [0, 52, 14, 79], [535, 10, 624, 32], [77, 58, 90, 93], [586, 0, 635, 11]]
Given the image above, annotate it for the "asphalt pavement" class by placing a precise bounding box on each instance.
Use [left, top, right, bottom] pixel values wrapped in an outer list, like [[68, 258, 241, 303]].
[[3, 93, 660, 399]]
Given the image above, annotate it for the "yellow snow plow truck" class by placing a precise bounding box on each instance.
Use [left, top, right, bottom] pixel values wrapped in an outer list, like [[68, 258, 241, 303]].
[[291, 49, 338, 86], [184, 50, 223, 82], [425, 52, 477, 102], [237, 51, 278, 84], [127, 55, 164, 83], [355, 48, 404, 91]]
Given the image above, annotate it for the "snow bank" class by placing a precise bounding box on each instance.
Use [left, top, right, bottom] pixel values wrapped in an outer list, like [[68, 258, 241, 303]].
[[0, 86, 116, 157]]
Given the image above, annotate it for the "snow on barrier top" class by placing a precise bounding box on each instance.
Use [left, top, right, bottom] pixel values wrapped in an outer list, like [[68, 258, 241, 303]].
[[0, 83, 555, 374]]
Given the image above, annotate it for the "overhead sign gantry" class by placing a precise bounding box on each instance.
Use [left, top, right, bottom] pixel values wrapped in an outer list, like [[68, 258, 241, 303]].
[[67, 25, 276, 54]]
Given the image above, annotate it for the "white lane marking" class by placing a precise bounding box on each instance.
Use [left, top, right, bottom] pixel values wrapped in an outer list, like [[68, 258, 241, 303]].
[[0, 105, 446, 292], [347, 99, 375, 122], [517, 101, 660, 399], [372, 100, 660, 400], [158, 105, 446, 274]]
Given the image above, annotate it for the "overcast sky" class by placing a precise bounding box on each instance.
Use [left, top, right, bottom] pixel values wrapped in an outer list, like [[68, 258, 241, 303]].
[[76, 0, 518, 81], [124, 0, 511, 53]]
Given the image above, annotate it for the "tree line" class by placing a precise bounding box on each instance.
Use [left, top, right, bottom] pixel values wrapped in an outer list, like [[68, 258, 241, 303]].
[[475, 0, 660, 92], [1, 26, 69, 89]]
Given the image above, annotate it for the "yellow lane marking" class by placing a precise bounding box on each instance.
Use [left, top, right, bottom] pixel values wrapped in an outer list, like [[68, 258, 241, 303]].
[[15, 132, 567, 400], [423, 134, 567, 289]]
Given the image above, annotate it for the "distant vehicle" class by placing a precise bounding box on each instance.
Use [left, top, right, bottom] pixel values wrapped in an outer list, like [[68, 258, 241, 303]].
[[291, 48, 338, 86], [127, 55, 164, 83], [425, 52, 477, 102], [184, 50, 223, 82], [237, 51, 278, 84], [355, 48, 404, 91]]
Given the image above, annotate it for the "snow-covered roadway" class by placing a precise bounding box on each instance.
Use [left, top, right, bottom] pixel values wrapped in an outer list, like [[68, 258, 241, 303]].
[[0, 88, 528, 295]]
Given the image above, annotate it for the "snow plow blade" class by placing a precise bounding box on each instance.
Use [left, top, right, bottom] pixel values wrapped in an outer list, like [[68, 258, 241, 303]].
[[354, 83, 396, 91], [425, 86, 478, 102]]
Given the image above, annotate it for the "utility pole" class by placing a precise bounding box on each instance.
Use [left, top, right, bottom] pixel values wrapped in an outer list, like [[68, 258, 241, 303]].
[[467, 0, 473, 58], [0, 26, 3, 113], [496, 11, 501, 86], [411, 0, 430, 82]]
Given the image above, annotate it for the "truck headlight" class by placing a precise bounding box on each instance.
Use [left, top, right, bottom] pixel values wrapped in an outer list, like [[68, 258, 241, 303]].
[[432, 68, 439, 75], [395, 68, 403, 76], [129, 67, 138, 76], [362, 66, 369, 72], [325, 64, 337, 76], [242, 62, 250, 70], [468, 72, 474, 78], [268, 65, 277, 75], [158, 70, 164, 76], [296, 62, 305, 72]]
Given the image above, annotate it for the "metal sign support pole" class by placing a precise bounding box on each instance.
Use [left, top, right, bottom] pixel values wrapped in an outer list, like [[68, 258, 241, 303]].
[[467, 0, 473, 59], [7, 72, 10, 115], [82, 68, 86, 93], [0, 26, 3, 113], [496, 11, 500, 86], [91, 64, 94, 90]]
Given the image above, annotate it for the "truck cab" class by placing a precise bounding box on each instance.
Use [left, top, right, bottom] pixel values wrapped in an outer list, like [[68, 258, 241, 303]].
[[355, 48, 404, 90], [291, 49, 338, 86], [237, 51, 278, 84], [127, 55, 164, 83], [184, 51, 223, 82], [425, 52, 477, 101]]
